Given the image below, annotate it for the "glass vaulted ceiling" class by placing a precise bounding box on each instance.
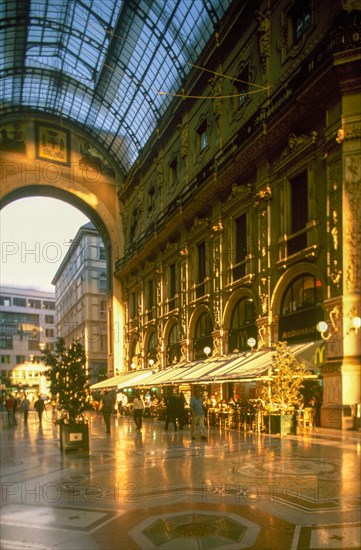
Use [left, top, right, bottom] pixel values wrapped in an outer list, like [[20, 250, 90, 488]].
[[0, 0, 232, 174]]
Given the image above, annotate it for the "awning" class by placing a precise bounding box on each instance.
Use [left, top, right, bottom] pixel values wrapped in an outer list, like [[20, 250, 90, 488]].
[[137, 362, 203, 387], [90, 369, 154, 391], [200, 341, 324, 383], [137, 341, 324, 387]]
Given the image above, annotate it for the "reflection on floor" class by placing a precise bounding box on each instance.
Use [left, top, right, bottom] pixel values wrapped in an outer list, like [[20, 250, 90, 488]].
[[1, 411, 360, 549]]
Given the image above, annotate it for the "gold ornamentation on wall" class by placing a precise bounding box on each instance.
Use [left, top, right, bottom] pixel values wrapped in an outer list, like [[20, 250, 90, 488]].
[[260, 293, 268, 315], [258, 324, 268, 348], [253, 185, 272, 208], [330, 260, 342, 288], [345, 155, 361, 292]]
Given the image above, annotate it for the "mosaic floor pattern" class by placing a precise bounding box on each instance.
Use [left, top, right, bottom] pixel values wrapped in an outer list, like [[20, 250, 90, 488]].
[[0, 412, 360, 549]]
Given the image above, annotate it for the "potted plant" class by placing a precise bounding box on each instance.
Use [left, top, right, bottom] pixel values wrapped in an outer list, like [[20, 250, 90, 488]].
[[261, 341, 306, 435], [44, 338, 91, 451]]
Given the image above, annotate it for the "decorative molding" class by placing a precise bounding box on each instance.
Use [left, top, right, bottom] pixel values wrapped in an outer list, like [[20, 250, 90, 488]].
[[274, 132, 318, 173], [253, 185, 272, 208]]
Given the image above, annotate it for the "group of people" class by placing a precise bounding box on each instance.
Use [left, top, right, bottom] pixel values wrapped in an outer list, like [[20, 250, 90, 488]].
[[3, 393, 46, 426], [99, 387, 208, 441]]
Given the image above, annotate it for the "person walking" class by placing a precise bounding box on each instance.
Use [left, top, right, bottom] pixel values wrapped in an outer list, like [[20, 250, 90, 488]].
[[34, 395, 45, 424], [133, 392, 145, 432], [164, 389, 178, 431], [100, 390, 114, 434], [5, 394, 16, 426], [190, 388, 207, 441], [175, 390, 186, 430], [21, 394, 30, 423]]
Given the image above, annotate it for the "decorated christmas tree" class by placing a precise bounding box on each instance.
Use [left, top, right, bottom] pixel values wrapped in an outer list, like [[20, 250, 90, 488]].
[[261, 341, 306, 412], [44, 337, 91, 424]]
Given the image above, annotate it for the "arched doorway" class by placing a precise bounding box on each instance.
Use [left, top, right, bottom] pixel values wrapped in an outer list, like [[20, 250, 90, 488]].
[[1, 120, 124, 376]]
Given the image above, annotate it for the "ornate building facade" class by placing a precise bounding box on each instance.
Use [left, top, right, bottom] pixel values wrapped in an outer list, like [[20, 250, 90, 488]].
[[114, 1, 361, 428], [0, 0, 360, 428]]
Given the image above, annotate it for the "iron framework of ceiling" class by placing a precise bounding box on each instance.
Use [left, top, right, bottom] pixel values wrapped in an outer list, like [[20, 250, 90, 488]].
[[0, 0, 232, 175]]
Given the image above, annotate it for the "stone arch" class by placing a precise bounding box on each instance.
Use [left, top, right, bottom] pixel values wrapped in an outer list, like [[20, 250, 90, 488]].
[[0, 121, 125, 376]]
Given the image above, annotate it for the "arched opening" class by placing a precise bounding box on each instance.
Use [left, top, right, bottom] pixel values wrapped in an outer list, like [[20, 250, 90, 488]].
[[166, 323, 182, 366], [279, 273, 324, 343], [193, 311, 213, 360], [0, 188, 119, 386], [228, 297, 257, 352]]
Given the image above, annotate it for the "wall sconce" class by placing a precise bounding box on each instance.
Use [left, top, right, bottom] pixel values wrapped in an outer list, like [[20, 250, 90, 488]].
[[247, 337, 257, 351], [149, 359, 155, 368], [131, 362, 136, 370], [316, 305, 340, 341], [203, 346, 211, 358]]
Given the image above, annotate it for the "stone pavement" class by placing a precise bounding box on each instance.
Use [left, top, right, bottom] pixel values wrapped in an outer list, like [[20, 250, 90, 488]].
[[1, 411, 360, 549]]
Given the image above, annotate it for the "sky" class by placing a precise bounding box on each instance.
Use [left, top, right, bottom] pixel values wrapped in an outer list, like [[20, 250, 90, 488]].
[[0, 197, 90, 292]]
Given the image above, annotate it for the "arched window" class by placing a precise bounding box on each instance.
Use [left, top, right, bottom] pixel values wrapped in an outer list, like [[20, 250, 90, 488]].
[[167, 324, 181, 365], [281, 275, 322, 315], [147, 331, 157, 365], [193, 312, 213, 359], [279, 274, 324, 343], [130, 339, 140, 370], [228, 297, 257, 352]]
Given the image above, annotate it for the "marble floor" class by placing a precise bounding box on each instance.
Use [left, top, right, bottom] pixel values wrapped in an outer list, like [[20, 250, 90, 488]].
[[1, 411, 360, 550]]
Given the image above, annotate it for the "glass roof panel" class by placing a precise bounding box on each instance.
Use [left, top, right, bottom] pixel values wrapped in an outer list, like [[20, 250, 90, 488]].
[[0, 0, 233, 174]]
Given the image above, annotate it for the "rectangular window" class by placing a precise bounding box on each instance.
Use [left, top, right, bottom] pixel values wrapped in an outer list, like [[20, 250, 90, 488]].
[[169, 157, 178, 186], [99, 247, 106, 261], [42, 300, 55, 310], [0, 337, 13, 349], [99, 274, 107, 292], [233, 214, 247, 280], [169, 263, 177, 298], [147, 185, 156, 214], [129, 292, 138, 320], [13, 297, 26, 307], [16, 355, 26, 364], [0, 355, 11, 364], [168, 262, 177, 311], [288, 171, 308, 255], [28, 300, 41, 309], [234, 65, 249, 107], [289, 0, 312, 42], [196, 241, 206, 298], [45, 315, 54, 323], [197, 121, 208, 152], [100, 300, 107, 318], [0, 296, 11, 306]]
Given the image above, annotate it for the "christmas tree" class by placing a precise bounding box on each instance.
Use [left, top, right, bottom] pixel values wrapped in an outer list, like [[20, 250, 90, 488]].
[[261, 341, 306, 412], [44, 338, 91, 424]]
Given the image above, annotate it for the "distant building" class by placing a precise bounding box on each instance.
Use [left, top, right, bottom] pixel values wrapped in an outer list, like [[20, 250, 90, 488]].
[[52, 222, 108, 384], [0, 285, 55, 398]]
